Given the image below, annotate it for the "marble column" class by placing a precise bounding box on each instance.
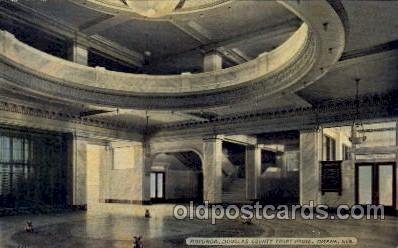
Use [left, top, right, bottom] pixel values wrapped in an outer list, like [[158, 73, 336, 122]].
[[246, 145, 261, 200], [203, 51, 222, 72], [142, 141, 151, 203], [203, 136, 223, 203], [299, 129, 322, 205], [68, 41, 88, 65]]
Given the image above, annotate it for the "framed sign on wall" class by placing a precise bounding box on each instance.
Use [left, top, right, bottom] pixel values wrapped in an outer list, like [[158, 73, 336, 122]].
[[320, 161, 342, 195]]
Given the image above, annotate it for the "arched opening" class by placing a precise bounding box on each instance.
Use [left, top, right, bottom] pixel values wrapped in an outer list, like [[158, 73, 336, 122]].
[[151, 151, 203, 203]]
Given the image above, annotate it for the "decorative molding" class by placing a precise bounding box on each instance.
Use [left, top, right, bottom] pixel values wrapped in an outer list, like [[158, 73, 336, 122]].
[[354, 146, 398, 155]]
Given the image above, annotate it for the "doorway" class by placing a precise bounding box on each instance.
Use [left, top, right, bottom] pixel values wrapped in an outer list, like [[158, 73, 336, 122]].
[[355, 162, 396, 212], [150, 172, 165, 203], [151, 151, 203, 203]]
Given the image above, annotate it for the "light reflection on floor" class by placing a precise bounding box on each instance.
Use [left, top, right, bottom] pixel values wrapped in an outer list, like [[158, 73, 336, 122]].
[[0, 211, 397, 247]]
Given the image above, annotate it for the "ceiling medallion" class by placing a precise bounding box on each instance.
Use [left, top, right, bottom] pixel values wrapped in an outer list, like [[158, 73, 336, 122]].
[[120, 0, 181, 18]]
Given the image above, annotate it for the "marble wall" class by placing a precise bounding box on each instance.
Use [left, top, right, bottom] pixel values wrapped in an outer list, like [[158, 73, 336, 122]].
[[102, 143, 146, 203]]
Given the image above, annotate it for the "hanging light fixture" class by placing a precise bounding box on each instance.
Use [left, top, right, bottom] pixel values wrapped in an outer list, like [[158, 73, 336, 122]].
[[144, 110, 150, 136], [349, 78, 366, 145], [121, 0, 181, 18], [143, 33, 151, 66]]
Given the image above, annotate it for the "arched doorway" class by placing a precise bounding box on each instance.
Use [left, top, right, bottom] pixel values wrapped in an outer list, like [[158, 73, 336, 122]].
[[151, 151, 203, 203]]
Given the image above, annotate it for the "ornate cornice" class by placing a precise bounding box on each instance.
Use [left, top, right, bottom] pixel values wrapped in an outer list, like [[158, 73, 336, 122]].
[[151, 92, 398, 139], [0, 100, 141, 133]]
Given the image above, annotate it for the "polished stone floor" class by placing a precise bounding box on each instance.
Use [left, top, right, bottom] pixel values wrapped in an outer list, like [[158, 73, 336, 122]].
[[0, 211, 397, 248]]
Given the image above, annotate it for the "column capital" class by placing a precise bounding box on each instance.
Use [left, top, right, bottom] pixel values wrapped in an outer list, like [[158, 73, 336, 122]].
[[73, 36, 90, 48]]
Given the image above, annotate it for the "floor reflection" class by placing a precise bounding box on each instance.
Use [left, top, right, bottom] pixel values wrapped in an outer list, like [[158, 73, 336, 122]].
[[0, 211, 396, 248]]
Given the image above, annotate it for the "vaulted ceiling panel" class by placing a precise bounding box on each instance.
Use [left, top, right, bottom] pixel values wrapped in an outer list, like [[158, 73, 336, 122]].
[[19, 0, 111, 28], [297, 52, 398, 104], [99, 19, 202, 58], [342, 1, 398, 52], [185, 1, 296, 41]]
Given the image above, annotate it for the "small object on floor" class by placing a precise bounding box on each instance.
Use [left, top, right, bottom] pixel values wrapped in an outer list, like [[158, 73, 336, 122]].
[[241, 213, 253, 225], [25, 221, 34, 232], [242, 218, 253, 225], [133, 235, 144, 248], [144, 209, 151, 218]]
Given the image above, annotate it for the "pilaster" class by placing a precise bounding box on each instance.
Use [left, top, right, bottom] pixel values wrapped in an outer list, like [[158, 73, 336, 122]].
[[203, 51, 222, 72], [299, 129, 322, 205], [68, 40, 88, 65], [203, 136, 223, 203], [246, 145, 261, 200]]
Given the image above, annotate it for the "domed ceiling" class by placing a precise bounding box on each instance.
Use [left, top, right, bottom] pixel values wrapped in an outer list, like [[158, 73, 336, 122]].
[[79, 0, 231, 17], [17, 0, 303, 74], [0, 0, 347, 109]]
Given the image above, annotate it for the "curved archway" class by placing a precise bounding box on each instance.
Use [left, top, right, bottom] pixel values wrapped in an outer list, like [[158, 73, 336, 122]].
[[150, 150, 203, 203]]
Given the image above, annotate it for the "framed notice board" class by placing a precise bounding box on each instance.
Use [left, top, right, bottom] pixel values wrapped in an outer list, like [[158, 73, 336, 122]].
[[320, 161, 342, 195]]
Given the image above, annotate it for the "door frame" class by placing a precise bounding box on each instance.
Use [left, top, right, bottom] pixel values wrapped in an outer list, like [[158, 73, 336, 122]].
[[355, 162, 396, 211]]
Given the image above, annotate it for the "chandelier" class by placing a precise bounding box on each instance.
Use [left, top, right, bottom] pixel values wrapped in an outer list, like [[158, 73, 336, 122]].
[[349, 78, 366, 145], [121, 0, 181, 18]]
